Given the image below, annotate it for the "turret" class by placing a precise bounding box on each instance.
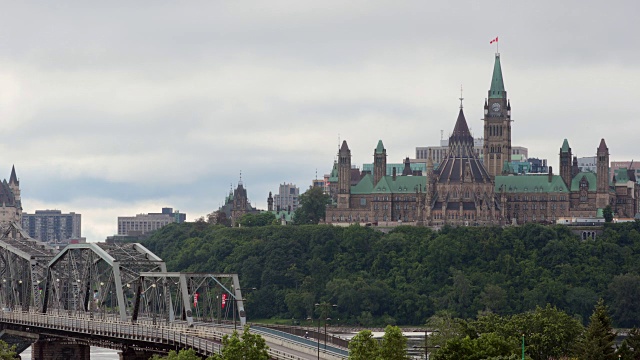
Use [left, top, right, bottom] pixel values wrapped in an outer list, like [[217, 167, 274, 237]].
[[337, 140, 351, 209], [559, 139, 572, 187], [373, 140, 387, 185], [596, 139, 611, 208]]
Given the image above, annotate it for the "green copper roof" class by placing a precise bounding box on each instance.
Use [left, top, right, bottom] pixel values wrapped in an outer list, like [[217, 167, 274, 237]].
[[351, 174, 375, 194], [271, 210, 293, 222], [372, 175, 427, 194], [570, 172, 597, 191], [328, 161, 339, 182], [495, 174, 569, 193], [375, 140, 385, 154], [614, 168, 631, 183], [489, 54, 506, 99], [561, 139, 570, 153]]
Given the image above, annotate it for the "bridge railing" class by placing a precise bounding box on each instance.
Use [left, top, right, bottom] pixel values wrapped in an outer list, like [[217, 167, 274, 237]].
[[0, 310, 331, 360]]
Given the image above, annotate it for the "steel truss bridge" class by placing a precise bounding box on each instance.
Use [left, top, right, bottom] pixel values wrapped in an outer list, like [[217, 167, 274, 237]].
[[0, 222, 346, 359]]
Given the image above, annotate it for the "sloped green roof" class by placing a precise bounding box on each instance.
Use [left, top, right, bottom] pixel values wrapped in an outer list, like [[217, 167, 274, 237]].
[[495, 174, 569, 193], [372, 175, 427, 194], [561, 139, 570, 153], [375, 140, 385, 154], [271, 210, 293, 222], [570, 172, 597, 191], [351, 174, 375, 195], [596, 208, 604, 218], [328, 161, 339, 182], [489, 54, 505, 99], [615, 168, 631, 182]]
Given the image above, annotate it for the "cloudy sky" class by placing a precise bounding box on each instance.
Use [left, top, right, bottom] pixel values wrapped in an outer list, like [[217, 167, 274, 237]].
[[0, 1, 638, 241]]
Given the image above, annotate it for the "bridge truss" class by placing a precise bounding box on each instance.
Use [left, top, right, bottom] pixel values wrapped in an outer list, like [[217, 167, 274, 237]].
[[0, 222, 57, 312], [43, 242, 167, 320], [135, 272, 245, 327]]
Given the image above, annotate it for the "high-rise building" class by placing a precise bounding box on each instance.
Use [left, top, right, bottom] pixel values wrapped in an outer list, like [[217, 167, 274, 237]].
[[577, 156, 597, 173], [117, 207, 185, 236], [22, 210, 81, 244], [273, 183, 300, 212]]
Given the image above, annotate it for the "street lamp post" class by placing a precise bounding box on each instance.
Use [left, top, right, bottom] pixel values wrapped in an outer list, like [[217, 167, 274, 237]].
[[315, 302, 338, 357], [324, 317, 332, 349], [412, 330, 440, 360]]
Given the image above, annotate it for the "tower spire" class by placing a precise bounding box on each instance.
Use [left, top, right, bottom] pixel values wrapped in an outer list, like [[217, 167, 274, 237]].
[[459, 84, 464, 109], [489, 53, 506, 99]]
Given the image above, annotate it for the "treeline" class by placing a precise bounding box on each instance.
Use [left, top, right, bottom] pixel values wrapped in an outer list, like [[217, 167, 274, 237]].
[[141, 221, 640, 327]]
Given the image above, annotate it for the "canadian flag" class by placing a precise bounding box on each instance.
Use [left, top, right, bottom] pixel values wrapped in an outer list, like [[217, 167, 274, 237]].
[[490, 36, 499, 44], [222, 293, 227, 309], [194, 293, 199, 307]]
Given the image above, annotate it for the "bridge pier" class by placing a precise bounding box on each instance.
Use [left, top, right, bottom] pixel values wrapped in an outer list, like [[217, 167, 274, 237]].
[[31, 340, 90, 360]]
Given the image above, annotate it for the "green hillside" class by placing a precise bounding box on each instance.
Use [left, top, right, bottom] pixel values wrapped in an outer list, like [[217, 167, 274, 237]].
[[141, 222, 640, 327]]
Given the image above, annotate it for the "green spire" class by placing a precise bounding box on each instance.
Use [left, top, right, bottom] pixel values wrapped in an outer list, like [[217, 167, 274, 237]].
[[375, 140, 385, 154], [489, 54, 505, 99], [561, 139, 570, 153]]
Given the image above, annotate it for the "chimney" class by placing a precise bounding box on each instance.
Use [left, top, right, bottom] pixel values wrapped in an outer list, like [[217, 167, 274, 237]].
[[392, 167, 397, 180], [548, 166, 553, 183]]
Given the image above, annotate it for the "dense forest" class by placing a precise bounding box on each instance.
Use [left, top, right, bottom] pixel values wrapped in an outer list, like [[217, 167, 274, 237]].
[[141, 221, 640, 327]]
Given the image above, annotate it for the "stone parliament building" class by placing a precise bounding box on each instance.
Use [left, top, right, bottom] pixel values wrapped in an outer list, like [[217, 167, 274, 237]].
[[325, 53, 639, 227]]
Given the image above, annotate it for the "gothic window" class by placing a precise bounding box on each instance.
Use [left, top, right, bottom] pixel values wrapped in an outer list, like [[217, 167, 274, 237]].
[[579, 177, 589, 202]]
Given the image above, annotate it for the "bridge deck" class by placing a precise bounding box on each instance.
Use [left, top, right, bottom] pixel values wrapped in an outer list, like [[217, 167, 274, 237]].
[[0, 310, 346, 360]]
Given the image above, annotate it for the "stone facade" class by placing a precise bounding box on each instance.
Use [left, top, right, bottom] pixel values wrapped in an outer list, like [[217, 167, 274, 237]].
[[218, 181, 260, 226], [0, 166, 22, 225], [325, 53, 639, 227]]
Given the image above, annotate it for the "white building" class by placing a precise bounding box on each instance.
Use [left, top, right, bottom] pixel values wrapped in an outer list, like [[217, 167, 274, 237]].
[[578, 156, 597, 173], [415, 138, 528, 165], [117, 207, 186, 236], [273, 183, 300, 212]]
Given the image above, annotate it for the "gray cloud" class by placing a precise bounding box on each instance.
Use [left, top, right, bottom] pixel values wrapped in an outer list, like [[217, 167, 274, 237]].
[[0, 0, 638, 240]]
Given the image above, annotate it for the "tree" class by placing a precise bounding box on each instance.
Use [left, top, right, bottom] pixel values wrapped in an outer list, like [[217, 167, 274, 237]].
[[208, 210, 231, 227], [603, 205, 613, 223], [425, 311, 465, 351], [577, 299, 616, 360], [151, 348, 213, 359], [238, 212, 276, 227], [211, 325, 269, 360], [293, 187, 331, 225], [432, 333, 517, 360], [0, 341, 16, 360], [623, 327, 640, 359], [378, 325, 409, 360], [348, 330, 379, 360], [608, 273, 640, 327]]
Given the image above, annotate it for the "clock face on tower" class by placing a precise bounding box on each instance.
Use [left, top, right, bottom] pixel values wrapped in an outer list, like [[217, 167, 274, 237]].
[[491, 102, 501, 112]]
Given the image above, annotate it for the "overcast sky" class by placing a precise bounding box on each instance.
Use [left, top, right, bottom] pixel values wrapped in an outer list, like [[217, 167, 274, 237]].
[[1, 1, 638, 241]]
